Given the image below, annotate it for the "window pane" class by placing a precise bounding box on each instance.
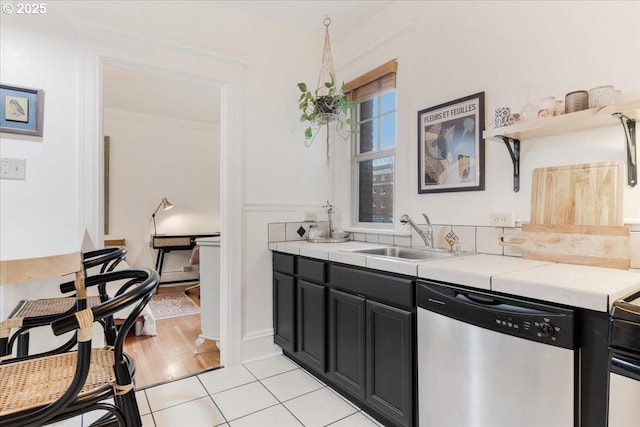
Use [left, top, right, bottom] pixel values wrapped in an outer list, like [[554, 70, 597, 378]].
[[379, 113, 395, 149], [380, 91, 395, 114], [359, 98, 376, 122], [358, 156, 394, 223], [359, 119, 375, 153]]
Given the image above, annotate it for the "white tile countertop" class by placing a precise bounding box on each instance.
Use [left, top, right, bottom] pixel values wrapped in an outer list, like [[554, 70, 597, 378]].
[[416, 254, 553, 291], [269, 241, 640, 312], [492, 263, 640, 312]]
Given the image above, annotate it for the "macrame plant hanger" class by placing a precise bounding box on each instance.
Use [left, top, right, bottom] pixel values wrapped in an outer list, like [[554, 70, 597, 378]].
[[316, 17, 338, 162]]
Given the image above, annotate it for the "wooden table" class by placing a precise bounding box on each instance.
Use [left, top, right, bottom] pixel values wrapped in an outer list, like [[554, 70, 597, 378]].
[[0, 252, 82, 285], [0, 229, 84, 285], [151, 232, 220, 284]]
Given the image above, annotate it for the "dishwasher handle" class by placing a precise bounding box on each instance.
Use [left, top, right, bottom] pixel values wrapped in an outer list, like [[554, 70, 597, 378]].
[[456, 292, 502, 306]]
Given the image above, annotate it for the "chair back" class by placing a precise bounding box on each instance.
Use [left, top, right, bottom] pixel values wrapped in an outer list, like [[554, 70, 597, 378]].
[[0, 268, 159, 427]]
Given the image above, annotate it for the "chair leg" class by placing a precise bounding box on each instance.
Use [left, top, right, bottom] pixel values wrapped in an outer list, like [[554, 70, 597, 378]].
[[184, 284, 200, 297], [113, 359, 142, 427], [16, 331, 29, 357], [0, 337, 7, 358], [102, 318, 117, 346]]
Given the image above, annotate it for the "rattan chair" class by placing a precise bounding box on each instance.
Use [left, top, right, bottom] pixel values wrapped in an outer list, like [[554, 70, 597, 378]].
[[0, 246, 127, 358], [0, 267, 159, 427]]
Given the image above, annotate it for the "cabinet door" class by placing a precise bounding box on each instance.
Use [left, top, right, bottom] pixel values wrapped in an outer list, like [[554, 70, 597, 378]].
[[296, 280, 326, 373], [328, 289, 366, 399], [366, 300, 414, 427], [273, 272, 295, 353]]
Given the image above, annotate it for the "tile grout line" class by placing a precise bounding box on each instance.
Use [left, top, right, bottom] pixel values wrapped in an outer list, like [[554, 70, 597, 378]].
[[195, 374, 230, 427]]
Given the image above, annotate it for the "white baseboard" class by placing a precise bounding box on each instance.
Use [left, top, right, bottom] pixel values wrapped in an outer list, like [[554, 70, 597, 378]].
[[241, 328, 282, 363]]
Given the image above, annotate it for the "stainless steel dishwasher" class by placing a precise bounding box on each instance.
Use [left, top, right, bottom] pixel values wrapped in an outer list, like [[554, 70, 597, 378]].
[[417, 280, 578, 427]]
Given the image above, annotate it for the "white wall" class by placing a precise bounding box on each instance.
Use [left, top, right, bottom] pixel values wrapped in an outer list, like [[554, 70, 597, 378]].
[[333, 1, 640, 229], [0, 2, 327, 361], [1, 1, 639, 362], [103, 108, 220, 278]]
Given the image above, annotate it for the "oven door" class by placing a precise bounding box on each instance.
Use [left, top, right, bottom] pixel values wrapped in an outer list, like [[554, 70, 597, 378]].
[[608, 350, 640, 427]]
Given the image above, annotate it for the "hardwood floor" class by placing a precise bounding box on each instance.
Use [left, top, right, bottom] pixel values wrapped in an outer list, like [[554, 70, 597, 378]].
[[124, 284, 220, 388]]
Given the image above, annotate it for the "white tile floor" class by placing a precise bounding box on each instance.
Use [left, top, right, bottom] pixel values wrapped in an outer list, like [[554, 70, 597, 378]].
[[49, 354, 384, 427]]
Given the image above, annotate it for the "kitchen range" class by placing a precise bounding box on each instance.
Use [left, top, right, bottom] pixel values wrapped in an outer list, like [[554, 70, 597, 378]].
[[270, 240, 640, 427], [608, 290, 640, 426]]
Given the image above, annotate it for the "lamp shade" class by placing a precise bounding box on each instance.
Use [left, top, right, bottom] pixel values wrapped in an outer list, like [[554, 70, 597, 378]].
[[161, 197, 174, 211]]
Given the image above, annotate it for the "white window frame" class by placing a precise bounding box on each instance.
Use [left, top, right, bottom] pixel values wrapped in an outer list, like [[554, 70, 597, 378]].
[[351, 88, 396, 229]]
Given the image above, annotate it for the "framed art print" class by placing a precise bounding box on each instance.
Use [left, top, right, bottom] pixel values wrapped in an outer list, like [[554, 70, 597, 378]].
[[0, 83, 44, 137], [417, 92, 484, 193]]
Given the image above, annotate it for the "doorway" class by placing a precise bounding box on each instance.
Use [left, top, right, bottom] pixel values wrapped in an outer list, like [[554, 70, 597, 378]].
[[81, 49, 244, 372], [101, 59, 223, 386]]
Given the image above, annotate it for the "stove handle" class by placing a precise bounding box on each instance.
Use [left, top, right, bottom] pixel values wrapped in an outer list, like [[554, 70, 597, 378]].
[[611, 353, 640, 381]]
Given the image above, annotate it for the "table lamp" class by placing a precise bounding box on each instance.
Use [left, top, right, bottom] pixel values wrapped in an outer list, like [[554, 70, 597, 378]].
[[151, 197, 174, 235]]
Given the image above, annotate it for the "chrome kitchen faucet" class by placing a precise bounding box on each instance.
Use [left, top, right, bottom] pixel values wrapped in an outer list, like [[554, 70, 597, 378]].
[[400, 213, 433, 248]]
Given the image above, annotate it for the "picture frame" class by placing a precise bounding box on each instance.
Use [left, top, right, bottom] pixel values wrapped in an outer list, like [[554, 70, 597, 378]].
[[417, 92, 485, 193], [0, 83, 44, 137]]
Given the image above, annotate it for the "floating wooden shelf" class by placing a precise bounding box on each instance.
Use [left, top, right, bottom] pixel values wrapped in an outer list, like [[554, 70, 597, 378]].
[[483, 99, 639, 191]]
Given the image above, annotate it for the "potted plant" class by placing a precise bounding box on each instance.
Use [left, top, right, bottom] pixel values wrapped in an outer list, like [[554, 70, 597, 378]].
[[297, 73, 358, 143]]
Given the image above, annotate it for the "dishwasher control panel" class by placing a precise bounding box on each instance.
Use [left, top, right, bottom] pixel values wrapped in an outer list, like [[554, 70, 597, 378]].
[[418, 280, 577, 349]]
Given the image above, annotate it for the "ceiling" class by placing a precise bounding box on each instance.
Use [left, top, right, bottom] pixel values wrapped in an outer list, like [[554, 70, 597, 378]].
[[102, 1, 393, 124], [102, 63, 222, 124]]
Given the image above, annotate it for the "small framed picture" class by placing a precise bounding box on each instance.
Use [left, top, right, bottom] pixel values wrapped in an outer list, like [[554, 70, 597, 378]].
[[0, 83, 44, 136], [417, 92, 485, 193]]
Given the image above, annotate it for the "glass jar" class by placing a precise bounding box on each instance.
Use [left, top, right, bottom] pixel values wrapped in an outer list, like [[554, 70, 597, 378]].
[[553, 100, 565, 116], [589, 85, 615, 108], [537, 96, 555, 118]]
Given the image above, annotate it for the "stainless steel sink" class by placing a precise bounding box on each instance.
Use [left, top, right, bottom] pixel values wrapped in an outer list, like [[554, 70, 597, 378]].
[[349, 246, 457, 261]]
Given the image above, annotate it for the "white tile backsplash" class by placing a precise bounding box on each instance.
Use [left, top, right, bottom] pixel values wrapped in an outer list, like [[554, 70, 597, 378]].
[[285, 223, 308, 241], [268, 223, 286, 242], [432, 225, 452, 249], [378, 234, 394, 245], [476, 226, 505, 255], [268, 221, 639, 269], [393, 235, 412, 247], [365, 233, 379, 243], [452, 226, 476, 253]]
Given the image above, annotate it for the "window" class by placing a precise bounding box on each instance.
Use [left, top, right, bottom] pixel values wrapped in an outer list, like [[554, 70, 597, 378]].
[[346, 61, 397, 225]]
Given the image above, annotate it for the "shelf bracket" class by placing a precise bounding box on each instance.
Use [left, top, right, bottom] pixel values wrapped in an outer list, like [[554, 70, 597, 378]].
[[612, 113, 637, 187], [497, 136, 521, 192]]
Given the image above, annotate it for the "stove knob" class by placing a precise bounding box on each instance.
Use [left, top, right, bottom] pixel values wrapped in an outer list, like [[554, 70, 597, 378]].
[[538, 322, 554, 337]]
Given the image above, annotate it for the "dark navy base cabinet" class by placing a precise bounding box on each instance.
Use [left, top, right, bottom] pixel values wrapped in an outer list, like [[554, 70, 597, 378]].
[[272, 252, 416, 427]]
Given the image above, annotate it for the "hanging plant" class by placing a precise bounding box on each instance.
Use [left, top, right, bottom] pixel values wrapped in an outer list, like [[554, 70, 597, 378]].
[[297, 73, 357, 141], [296, 18, 359, 161]]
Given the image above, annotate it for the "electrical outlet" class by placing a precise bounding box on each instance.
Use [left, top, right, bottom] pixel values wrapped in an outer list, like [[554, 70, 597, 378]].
[[490, 212, 516, 227], [0, 157, 26, 180], [304, 212, 317, 222]]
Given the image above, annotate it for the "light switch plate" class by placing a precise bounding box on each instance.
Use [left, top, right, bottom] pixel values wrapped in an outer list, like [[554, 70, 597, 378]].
[[0, 157, 26, 180]]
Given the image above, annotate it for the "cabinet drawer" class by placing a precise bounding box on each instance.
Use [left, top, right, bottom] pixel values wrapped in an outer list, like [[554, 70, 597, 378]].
[[273, 252, 295, 275], [298, 257, 326, 284], [329, 264, 414, 310]]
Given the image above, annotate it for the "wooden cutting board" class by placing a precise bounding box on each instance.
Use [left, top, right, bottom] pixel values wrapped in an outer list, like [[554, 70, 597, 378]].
[[500, 224, 631, 269], [530, 161, 625, 226]]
